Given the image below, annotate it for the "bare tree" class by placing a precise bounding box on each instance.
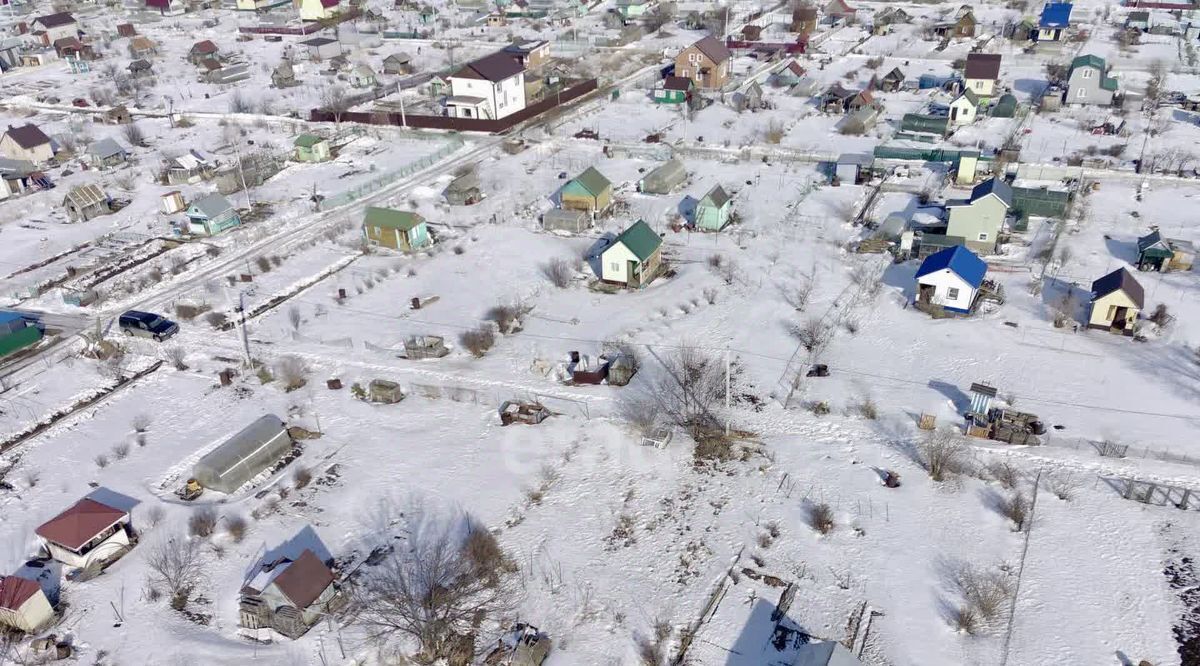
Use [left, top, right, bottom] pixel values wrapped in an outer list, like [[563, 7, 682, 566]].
[[354, 518, 515, 660], [275, 355, 310, 391], [122, 121, 147, 147], [287, 305, 303, 332], [321, 84, 351, 125], [788, 317, 828, 353], [540, 258, 574, 288], [165, 346, 188, 371], [920, 429, 967, 482], [145, 533, 204, 601], [644, 344, 738, 437]]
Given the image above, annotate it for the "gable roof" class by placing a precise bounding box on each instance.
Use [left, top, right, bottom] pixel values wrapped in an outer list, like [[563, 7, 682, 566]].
[[270, 549, 335, 609], [452, 51, 523, 82], [661, 75, 693, 91], [1039, 2, 1073, 28], [36, 498, 127, 551], [88, 138, 126, 160], [301, 37, 338, 47], [190, 40, 218, 55], [614, 219, 662, 262], [954, 88, 981, 107], [189, 193, 233, 219], [294, 133, 325, 148], [33, 12, 76, 29], [964, 53, 1002, 80], [130, 36, 155, 51], [916, 245, 987, 287], [1070, 53, 1118, 90], [1137, 229, 1168, 254], [65, 183, 108, 208], [0, 576, 41, 611], [1091, 268, 1144, 307], [364, 206, 424, 231], [128, 59, 152, 72], [969, 177, 1013, 207], [689, 35, 731, 64], [700, 185, 731, 208], [570, 166, 611, 196], [3, 123, 51, 149], [882, 66, 904, 82]]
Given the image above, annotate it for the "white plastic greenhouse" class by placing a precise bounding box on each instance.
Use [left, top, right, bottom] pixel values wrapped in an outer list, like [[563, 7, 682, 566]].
[[192, 414, 293, 494]]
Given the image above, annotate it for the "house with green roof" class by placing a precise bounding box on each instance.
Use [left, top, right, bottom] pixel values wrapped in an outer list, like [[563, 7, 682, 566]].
[[693, 185, 732, 231], [293, 134, 331, 163], [560, 167, 613, 217], [1066, 54, 1117, 106], [600, 220, 663, 288], [362, 207, 432, 252]]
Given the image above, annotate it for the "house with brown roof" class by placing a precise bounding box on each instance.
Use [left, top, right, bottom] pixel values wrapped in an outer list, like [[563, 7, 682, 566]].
[[675, 36, 732, 90], [0, 576, 54, 633], [117, 23, 137, 38], [823, 0, 856, 22], [446, 51, 526, 120], [53, 37, 92, 61], [963, 53, 1001, 99], [129, 36, 157, 58], [35, 497, 132, 569], [933, 5, 976, 38], [30, 12, 77, 46], [239, 548, 344, 639], [0, 124, 54, 164], [188, 40, 219, 65]]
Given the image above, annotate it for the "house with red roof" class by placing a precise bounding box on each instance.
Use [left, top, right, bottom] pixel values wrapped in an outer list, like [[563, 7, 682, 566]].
[[0, 123, 54, 164], [35, 497, 132, 569], [0, 575, 53, 632], [239, 548, 344, 639], [187, 40, 219, 66]]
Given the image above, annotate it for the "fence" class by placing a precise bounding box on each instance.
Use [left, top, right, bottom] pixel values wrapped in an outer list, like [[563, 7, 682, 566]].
[[872, 144, 994, 163], [316, 136, 465, 211], [308, 79, 600, 133], [1044, 435, 1200, 469], [237, 9, 361, 35]]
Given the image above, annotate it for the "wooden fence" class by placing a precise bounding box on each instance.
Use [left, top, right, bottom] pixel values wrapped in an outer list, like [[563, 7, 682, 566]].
[[308, 79, 599, 133]]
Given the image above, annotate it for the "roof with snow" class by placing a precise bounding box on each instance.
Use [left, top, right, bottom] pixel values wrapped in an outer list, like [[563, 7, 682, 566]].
[[189, 193, 233, 219], [916, 245, 987, 288], [88, 138, 126, 160], [36, 498, 127, 551], [1039, 2, 1073, 28], [569, 166, 611, 196], [1091, 268, 1144, 307], [364, 207, 424, 231], [190, 40, 218, 55]]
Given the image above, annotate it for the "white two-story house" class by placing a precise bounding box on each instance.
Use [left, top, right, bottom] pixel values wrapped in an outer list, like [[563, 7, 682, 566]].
[[446, 52, 526, 121]]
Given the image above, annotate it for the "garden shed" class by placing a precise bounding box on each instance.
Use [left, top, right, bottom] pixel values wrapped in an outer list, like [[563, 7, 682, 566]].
[[542, 208, 591, 233], [192, 414, 294, 494]]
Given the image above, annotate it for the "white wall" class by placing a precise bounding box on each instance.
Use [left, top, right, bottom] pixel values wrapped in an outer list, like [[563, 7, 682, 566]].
[[601, 242, 636, 283], [917, 269, 975, 311]]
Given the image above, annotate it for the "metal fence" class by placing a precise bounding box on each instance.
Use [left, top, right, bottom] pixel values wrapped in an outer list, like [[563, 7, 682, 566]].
[[316, 136, 465, 211], [1044, 435, 1200, 469]]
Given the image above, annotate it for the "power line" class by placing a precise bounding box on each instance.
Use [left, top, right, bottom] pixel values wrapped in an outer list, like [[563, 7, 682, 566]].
[[284, 297, 1200, 422]]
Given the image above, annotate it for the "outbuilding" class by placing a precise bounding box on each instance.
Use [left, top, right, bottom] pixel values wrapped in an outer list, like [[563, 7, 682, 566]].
[[694, 185, 732, 231], [637, 159, 687, 194], [62, 183, 111, 222], [914, 245, 987, 314], [542, 208, 591, 233], [240, 548, 344, 639], [193, 414, 295, 494], [36, 497, 132, 570], [1136, 229, 1194, 272], [560, 167, 613, 217], [293, 134, 331, 163], [362, 207, 432, 252], [185, 193, 240, 236], [0, 576, 54, 633], [1088, 268, 1143, 334], [600, 220, 663, 288]]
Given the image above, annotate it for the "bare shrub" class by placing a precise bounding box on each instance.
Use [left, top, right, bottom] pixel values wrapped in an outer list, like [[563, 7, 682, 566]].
[[459, 321, 499, 357], [1149, 303, 1170, 327], [807, 502, 835, 534], [986, 461, 1021, 489], [228, 92, 254, 113], [865, 56, 883, 69], [763, 120, 785, 144], [145, 533, 203, 601], [997, 493, 1029, 531], [224, 514, 248, 543], [165, 345, 188, 370], [645, 343, 739, 437], [353, 515, 515, 659], [122, 122, 146, 147], [852, 394, 878, 420], [174, 303, 208, 321], [205, 311, 228, 328], [1043, 472, 1076, 501], [24, 469, 40, 488], [288, 306, 302, 331], [780, 279, 814, 311], [112, 442, 131, 460], [293, 466, 313, 489], [921, 429, 966, 482], [95, 454, 109, 468], [188, 507, 218, 538], [541, 258, 574, 288], [788, 317, 827, 352], [485, 302, 529, 334], [618, 391, 659, 435], [461, 525, 508, 583], [132, 413, 152, 432], [144, 504, 166, 528], [274, 355, 310, 391], [254, 256, 272, 273], [703, 287, 718, 304], [952, 606, 978, 634], [952, 563, 1014, 625]]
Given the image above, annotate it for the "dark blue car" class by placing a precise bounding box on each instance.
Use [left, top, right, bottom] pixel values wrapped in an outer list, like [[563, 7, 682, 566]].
[[118, 310, 179, 341]]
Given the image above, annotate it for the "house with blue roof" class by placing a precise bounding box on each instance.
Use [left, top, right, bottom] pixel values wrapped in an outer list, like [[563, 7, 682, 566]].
[[915, 246, 988, 315], [945, 177, 1013, 254], [1036, 2, 1072, 41]]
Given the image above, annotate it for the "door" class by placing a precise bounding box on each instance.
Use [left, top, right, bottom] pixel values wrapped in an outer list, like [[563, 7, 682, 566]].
[[1111, 306, 1128, 330], [627, 260, 640, 287]]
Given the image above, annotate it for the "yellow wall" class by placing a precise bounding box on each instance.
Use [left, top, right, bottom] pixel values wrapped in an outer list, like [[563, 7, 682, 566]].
[[1089, 290, 1140, 328]]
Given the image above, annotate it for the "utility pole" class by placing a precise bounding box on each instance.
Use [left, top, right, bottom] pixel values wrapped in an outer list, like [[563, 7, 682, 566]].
[[399, 90, 408, 128], [233, 143, 253, 211], [235, 290, 252, 368]]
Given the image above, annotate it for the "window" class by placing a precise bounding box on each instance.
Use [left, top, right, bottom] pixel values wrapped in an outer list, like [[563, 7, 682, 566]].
[[610, 261, 620, 272], [978, 232, 988, 241], [947, 287, 960, 300], [974, 80, 983, 89], [1081, 69, 1093, 79], [1076, 88, 1086, 98], [689, 53, 699, 63]]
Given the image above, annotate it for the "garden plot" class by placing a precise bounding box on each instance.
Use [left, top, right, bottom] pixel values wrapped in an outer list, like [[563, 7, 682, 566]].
[[0, 360, 118, 442]]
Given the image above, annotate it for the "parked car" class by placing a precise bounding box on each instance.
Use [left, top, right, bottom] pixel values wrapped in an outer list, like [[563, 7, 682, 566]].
[[118, 310, 179, 341]]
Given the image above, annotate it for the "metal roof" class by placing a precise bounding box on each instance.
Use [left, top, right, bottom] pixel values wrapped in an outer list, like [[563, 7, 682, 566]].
[[452, 51, 524, 82], [1039, 2, 1073, 28], [1091, 268, 1144, 307], [64, 183, 108, 208], [189, 193, 234, 220], [3, 123, 51, 150], [613, 219, 662, 262], [364, 207, 424, 231], [36, 498, 127, 551], [916, 245, 988, 287], [570, 166, 611, 197], [690, 35, 731, 64], [963, 53, 1001, 80]]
